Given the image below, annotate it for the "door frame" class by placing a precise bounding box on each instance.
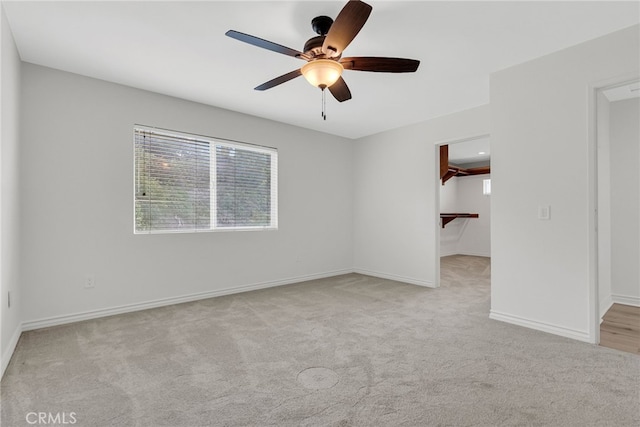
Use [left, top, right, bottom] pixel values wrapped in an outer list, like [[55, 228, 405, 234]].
[[588, 74, 639, 344]]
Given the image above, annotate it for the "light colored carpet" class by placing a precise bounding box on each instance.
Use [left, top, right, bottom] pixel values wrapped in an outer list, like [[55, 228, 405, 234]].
[[2, 255, 639, 426]]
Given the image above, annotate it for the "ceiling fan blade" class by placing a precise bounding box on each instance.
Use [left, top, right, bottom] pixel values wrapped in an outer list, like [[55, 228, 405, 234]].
[[341, 57, 420, 73], [322, 0, 372, 58], [328, 77, 352, 102], [254, 69, 302, 91], [226, 30, 306, 59]]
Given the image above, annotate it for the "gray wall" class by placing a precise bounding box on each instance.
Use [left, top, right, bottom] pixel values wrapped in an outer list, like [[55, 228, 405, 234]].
[[19, 64, 354, 326]]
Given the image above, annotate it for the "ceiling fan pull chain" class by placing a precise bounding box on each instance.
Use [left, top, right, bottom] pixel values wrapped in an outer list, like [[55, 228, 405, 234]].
[[322, 87, 327, 120]]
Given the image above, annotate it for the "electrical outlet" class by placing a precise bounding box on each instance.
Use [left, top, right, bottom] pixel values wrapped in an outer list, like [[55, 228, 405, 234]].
[[85, 275, 95, 289]]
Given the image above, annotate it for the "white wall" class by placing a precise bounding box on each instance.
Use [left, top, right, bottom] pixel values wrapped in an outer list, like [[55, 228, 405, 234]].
[[19, 63, 354, 327], [439, 176, 459, 257], [439, 174, 491, 257], [0, 6, 22, 376], [609, 97, 640, 306], [456, 174, 491, 257], [439, 176, 458, 213], [490, 24, 640, 342], [353, 105, 490, 287]]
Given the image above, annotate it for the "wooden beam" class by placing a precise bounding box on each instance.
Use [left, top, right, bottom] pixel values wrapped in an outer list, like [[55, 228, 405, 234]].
[[450, 166, 470, 176], [439, 145, 448, 179], [442, 170, 457, 184], [446, 164, 490, 180], [465, 166, 490, 175]]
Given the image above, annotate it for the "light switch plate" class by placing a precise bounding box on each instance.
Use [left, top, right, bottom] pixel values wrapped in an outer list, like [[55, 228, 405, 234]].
[[538, 206, 550, 220]]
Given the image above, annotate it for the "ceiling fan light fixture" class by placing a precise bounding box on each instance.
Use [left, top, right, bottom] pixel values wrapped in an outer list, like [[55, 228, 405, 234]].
[[301, 59, 343, 89]]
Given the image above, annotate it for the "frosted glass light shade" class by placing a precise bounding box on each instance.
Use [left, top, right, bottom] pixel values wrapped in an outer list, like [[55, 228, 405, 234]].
[[301, 59, 344, 88]]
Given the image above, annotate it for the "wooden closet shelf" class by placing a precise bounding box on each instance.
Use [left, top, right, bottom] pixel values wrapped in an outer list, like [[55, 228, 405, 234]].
[[440, 213, 479, 228]]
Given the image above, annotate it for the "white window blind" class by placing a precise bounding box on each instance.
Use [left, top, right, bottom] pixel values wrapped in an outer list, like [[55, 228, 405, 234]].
[[134, 126, 277, 233]]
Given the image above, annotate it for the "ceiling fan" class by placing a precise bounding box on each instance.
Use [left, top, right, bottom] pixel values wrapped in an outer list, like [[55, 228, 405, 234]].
[[226, 0, 420, 118]]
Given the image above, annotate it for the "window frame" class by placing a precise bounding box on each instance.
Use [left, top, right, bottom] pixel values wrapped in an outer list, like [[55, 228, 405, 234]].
[[482, 178, 491, 196], [133, 125, 278, 234]]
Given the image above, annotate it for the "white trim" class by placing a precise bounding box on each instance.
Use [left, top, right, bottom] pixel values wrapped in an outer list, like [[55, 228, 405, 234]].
[[434, 144, 442, 288], [457, 251, 491, 258], [590, 73, 640, 346], [22, 269, 352, 331], [1, 323, 22, 378], [599, 294, 614, 322], [489, 310, 591, 343], [441, 251, 491, 258], [439, 249, 458, 257], [353, 268, 435, 288], [612, 294, 640, 307]]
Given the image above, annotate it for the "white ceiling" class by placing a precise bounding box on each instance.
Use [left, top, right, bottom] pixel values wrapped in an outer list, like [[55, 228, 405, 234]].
[[448, 136, 490, 164], [3, 1, 639, 139]]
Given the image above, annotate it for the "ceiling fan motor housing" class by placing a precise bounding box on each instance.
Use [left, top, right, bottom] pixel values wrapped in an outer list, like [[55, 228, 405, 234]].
[[311, 16, 333, 36], [305, 16, 335, 59], [303, 36, 326, 58]]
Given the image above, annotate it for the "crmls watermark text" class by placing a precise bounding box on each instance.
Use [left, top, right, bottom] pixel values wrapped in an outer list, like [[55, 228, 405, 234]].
[[25, 412, 77, 425]]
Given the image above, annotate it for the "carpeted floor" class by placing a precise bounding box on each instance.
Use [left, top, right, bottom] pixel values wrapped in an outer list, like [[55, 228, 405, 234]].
[[2, 255, 639, 426]]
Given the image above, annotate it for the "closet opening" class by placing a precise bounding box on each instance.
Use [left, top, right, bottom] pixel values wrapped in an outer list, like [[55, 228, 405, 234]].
[[436, 136, 491, 294]]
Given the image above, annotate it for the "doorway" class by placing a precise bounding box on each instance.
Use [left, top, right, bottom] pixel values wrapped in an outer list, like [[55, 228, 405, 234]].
[[595, 80, 640, 352], [436, 136, 491, 287]]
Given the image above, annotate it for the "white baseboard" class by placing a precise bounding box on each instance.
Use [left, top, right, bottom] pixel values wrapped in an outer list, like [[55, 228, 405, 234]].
[[439, 249, 458, 257], [353, 268, 435, 288], [489, 310, 591, 343], [1, 323, 23, 378], [440, 251, 490, 258], [22, 269, 353, 332], [612, 293, 640, 307], [599, 294, 614, 322], [457, 251, 491, 258]]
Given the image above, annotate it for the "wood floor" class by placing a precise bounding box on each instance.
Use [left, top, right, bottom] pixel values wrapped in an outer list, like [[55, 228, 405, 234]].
[[600, 303, 640, 355]]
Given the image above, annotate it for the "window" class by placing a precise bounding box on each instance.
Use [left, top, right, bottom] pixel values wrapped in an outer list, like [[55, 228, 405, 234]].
[[134, 126, 277, 233], [483, 178, 491, 196]]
